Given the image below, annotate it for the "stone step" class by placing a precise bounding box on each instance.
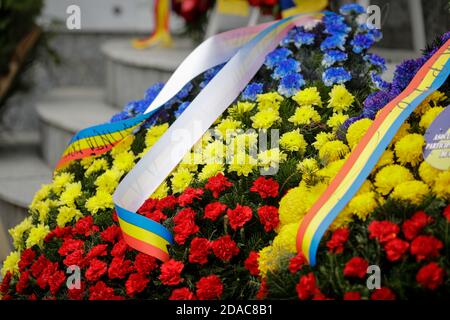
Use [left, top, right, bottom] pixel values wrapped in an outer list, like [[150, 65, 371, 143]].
[[101, 39, 194, 108], [36, 87, 117, 168], [0, 147, 52, 263]]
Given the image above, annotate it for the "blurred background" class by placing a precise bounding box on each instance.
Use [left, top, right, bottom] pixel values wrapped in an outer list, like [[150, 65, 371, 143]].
[[0, 0, 449, 262]]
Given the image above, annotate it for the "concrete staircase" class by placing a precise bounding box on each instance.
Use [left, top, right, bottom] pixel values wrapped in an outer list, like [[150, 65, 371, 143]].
[[0, 40, 192, 262]]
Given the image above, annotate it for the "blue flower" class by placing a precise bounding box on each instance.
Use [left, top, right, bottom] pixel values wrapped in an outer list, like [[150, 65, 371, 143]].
[[200, 63, 225, 88], [342, 114, 365, 130], [323, 12, 350, 35], [322, 67, 352, 86], [175, 101, 190, 118], [144, 82, 165, 102], [339, 3, 365, 15], [322, 50, 348, 68], [441, 31, 450, 43], [241, 82, 264, 101], [278, 73, 305, 97], [351, 33, 375, 53], [370, 71, 390, 91], [392, 59, 421, 90], [265, 48, 293, 69], [364, 53, 386, 71], [110, 111, 130, 123], [176, 82, 193, 100], [122, 99, 149, 115], [280, 28, 298, 47], [292, 30, 315, 48], [362, 90, 391, 119], [320, 34, 347, 51], [368, 28, 382, 42], [273, 58, 301, 80]]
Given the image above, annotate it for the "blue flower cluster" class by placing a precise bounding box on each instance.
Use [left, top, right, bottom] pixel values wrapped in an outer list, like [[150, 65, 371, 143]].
[[241, 82, 264, 101], [322, 66, 352, 87], [278, 73, 305, 97], [339, 3, 365, 15], [264, 48, 293, 69], [364, 53, 387, 71], [322, 50, 348, 68], [273, 58, 301, 79], [200, 63, 225, 88], [280, 27, 315, 49]]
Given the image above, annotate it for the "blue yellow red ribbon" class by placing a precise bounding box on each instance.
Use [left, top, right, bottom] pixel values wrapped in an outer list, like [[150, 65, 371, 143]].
[[297, 40, 450, 266]]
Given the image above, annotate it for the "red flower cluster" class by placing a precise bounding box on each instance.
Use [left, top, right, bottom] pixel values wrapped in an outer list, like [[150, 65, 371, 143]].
[[296, 272, 321, 300], [416, 262, 445, 290], [178, 187, 204, 206], [227, 204, 253, 230], [402, 211, 433, 240], [196, 275, 223, 300], [288, 253, 307, 274], [159, 259, 184, 286], [189, 237, 211, 265], [326, 227, 349, 254], [173, 208, 199, 244], [410, 235, 443, 262], [343, 257, 369, 279], [205, 173, 233, 198], [257, 206, 279, 232], [244, 251, 260, 276], [250, 177, 279, 198], [211, 235, 240, 262], [204, 202, 227, 221], [368, 220, 399, 243]]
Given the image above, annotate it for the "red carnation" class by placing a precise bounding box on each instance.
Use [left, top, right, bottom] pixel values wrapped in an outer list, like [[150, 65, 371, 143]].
[[370, 287, 396, 300], [250, 177, 279, 198], [343, 292, 362, 300], [144, 209, 167, 223], [156, 195, 177, 211], [100, 225, 122, 244], [244, 251, 260, 276], [343, 257, 369, 279], [74, 216, 98, 236], [45, 226, 73, 242], [443, 205, 450, 222], [204, 202, 227, 221], [211, 235, 240, 262], [108, 256, 134, 279], [125, 273, 149, 296], [134, 253, 158, 275], [169, 287, 196, 300], [111, 239, 129, 258], [256, 279, 268, 300], [89, 281, 121, 300], [18, 249, 36, 271], [410, 235, 443, 261], [30, 255, 50, 278], [402, 211, 433, 240], [196, 275, 223, 300], [68, 281, 85, 300], [227, 204, 253, 230], [173, 208, 199, 245], [58, 238, 84, 256], [138, 198, 158, 215], [0, 272, 12, 295], [85, 244, 108, 261], [85, 258, 107, 282], [16, 270, 30, 294], [416, 262, 445, 290], [257, 205, 280, 232], [159, 259, 184, 286], [326, 227, 349, 254], [288, 253, 308, 274], [189, 237, 211, 265], [48, 270, 66, 295], [205, 173, 233, 198], [296, 272, 317, 300], [368, 220, 399, 244], [36, 261, 58, 290], [178, 187, 204, 206], [63, 249, 85, 267], [384, 238, 409, 262]]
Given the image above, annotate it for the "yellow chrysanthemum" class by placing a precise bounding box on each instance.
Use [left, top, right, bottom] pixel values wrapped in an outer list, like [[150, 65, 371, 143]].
[[145, 123, 169, 148], [85, 190, 114, 214], [292, 87, 322, 107], [1, 251, 20, 276], [85, 158, 109, 177], [280, 130, 307, 152], [391, 180, 429, 205], [228, 132, 258, 153], [59, 182, 82, 206], [95, 169, 122, 194], [30, 184, 51, 209], [297, 158, 319, 174], [330, 206, 354, 230], [215, 118, 242, 138], [150, 181, 169, 199], [228, 101, 256, 117], [346, 118, 373, 149], [198, 163, 224, 181], [318, 140, 349, 163], [258, 245, 279, 277], [26, 224, 50, 249], [394, 134, 424, 166], [258, 148, 287, 170], [80, 156, 95, 168], [318, 159, 346, 181], [374, 150, 394, 170], [228, 153, 257, 176], [327, 112, 349, 131], [56, 206, 83, 227], [52, 172, 74, 195], [32, 199, 52, 223], [288, 105, 321, 126], [272, 222, 300, 254], [327, 85, 354, 112], [9, 217, 33, 249], [256, 92, 284, 111], [390, 122, 411, 145], [374, 164, 414, 195], [433, 170, 450, 200], [251, 109, 280, 129], [418, 161, 440, 186], [312, 132, 335, 150], [112, 151, 135, 172], [348, 191, 378, 221], [111, 135, 134, 157], [171, 168, 194, 194], [419, 106, 444, 129], [203, 140, 226, 164]]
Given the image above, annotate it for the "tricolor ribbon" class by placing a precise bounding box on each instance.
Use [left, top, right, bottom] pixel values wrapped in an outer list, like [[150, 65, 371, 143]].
[[297, 40, 450, 266]]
